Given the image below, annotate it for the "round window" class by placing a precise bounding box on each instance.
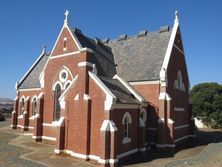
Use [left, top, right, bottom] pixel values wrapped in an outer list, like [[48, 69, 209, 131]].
[[59, 69, 68, 83]]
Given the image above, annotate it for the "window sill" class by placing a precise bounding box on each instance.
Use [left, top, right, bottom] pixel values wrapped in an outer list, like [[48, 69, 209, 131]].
[[122, 137, 131, 144]]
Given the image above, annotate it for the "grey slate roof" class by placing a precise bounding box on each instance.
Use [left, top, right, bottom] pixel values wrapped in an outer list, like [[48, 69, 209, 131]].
[[73, 29, 117, 78], [107, 30, 171, 81], [18, 53, 50, 89], [18, 26, 172, 91], [99, 77, 140, 104]]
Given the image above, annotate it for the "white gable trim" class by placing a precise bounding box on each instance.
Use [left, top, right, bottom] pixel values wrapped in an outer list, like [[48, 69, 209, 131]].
[[59, 75, 78, 101], [113, 75, 144, 103], [160, 12, 179, 87], [18, 49, 45, 88], [129, 80, 160, 85], [50, 23, 82, 58], [18, 88, 41, 92], [89, 71, 117, 111]]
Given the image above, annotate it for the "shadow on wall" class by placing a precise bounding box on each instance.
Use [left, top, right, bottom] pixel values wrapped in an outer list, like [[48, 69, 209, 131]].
[[121, 128, 222, 166]]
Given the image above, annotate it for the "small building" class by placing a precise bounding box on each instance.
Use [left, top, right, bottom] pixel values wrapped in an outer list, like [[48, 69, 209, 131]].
[[11, 10, 195, 166]]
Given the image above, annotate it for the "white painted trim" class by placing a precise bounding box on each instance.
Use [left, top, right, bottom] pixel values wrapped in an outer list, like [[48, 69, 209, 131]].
[[49, 50, 81, 59], [113, 75, 144, 103], [18, 49, 45, 88], [25, 96, 30, 101], [147, 127, 157, 131], [32, 136, 57, 141], [129, 80, 160, 85], [42, 123, 57, 127], [24, 133, 33, 136], [100, 120, 118, 132], [156, 144, 175, 148], [39, 71, 44, 88], [78, 62, 94, 68], [64, 80, 72, 90], [79, 47, 93, 53], [89, 71, 117, 110], [42, 136, 56, 141], [174, 44, 184, 54], [29, 114, 39, 120], [31, 95, 37, 102], [54, 149, 63, 154], [174, 107, 185, 111], [175, 124, 189, 130], [160, 12, 179, 87], [140, 108, 147, 122], [139, 118, 146, 127], [74, 94, 79, 101], [59, 75, 78, 101], [50, 22, 82, 59], [174, 135, 196, 143], [18, 88, 41, 92], [122, 112, 132, 124], [83, 94, 91, 100], [62, 150, 118, 164], [168, 118, 175, 124], [117, 148, 138, 159], [17, 125, 28, 129], [52, 81, 62, 91], [59, 69, 68, 83], [32, 136, 42, 139], [158, 118, 164, 123], [122, 137, 131, 144], [17, 115, 24, 119], [159, 92, 172, 100], [28, 126, 34, 129], [38, 92, 44, 99]]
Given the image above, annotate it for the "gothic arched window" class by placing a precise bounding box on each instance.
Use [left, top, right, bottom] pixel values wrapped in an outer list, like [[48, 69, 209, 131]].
[[32, 97, 37, 115], [54, 84, 62, 121], [20, 97, 25, 114]]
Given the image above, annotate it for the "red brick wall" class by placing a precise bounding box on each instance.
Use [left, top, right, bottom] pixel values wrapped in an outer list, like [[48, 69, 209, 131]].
[[166, 29, 191, 140], [51, 27, 79, 56], [132, 84, 160, 107], [111, 109, 139, 155]]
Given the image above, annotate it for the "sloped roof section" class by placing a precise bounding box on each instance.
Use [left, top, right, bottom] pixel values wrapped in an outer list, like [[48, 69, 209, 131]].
[[73, 29, 117, 78], [18, 53, 50, 89], [108, 30, 172, 81], [99, 77, 140, 104]]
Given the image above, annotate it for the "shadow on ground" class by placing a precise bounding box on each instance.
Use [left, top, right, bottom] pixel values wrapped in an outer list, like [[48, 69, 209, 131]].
[[121, 128, 222, 166]]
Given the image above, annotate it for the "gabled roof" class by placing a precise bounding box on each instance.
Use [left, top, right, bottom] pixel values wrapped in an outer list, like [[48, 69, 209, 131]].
[[18, 53, 50, 89], [18, 26, 172, 89], [73, 29, 117, 78], [108, 30, 171, 81], [99, 77, 140, 104]]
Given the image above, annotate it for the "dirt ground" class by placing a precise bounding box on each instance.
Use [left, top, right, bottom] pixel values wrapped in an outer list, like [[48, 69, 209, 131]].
[[1, 119, 222, 167]]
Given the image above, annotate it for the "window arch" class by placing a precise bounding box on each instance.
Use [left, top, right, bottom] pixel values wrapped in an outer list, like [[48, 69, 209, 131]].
[[32, 97, 37, 115], [140, 108, 147, 123], [64, 80, 71, 90], [122, 112, 132, 141], [54, 84, 62, 121], [19, 97, 25, 114], [174, 70, 185, 91]]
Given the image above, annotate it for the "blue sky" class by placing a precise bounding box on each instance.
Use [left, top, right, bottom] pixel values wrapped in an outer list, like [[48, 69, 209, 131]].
[[0, 0, 221, 99]]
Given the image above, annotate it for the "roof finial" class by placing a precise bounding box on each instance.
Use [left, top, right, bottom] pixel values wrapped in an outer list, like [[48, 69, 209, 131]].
[[175, 10, 179, 23], [64, 10, 69, 25]]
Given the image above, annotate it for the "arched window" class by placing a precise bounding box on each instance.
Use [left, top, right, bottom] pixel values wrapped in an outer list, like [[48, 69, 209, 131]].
[[32, 97, 37, 115], [140, 108, 147, 123], [20, 97, 25, 114], [54, 84, 62, 121], [122, 112, 132, 144], [177, 71, 183, 90]]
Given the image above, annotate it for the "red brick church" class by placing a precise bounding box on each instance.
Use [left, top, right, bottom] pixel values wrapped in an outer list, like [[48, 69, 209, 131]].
[[11, 10, 195, 166]]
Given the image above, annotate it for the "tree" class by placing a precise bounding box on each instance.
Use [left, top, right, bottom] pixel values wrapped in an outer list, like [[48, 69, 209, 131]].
[[190, 82, 222, 128]]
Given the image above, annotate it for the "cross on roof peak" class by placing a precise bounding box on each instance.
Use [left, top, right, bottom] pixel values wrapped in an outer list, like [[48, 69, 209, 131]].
[[64, 10, 69, 26]]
